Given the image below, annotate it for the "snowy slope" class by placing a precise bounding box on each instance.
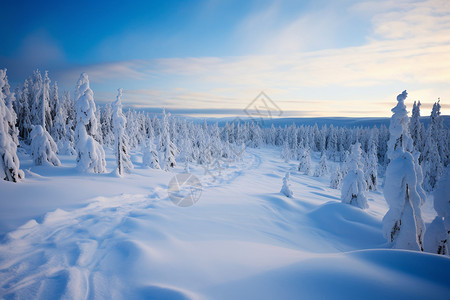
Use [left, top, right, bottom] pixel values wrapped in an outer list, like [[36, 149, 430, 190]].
[[0, 148, 449, 299]]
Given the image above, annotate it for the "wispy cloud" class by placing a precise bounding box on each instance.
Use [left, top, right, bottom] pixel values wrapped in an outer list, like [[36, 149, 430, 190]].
[[54, 0, 450, 117]]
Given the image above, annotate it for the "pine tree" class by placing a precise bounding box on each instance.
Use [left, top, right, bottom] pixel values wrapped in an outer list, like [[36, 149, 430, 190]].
[[424, 166, 449, 255], [74, 73, 106, 173], [17, 79, 33, 141], [142, 139, 160, 169], [383, 90, 425, 251], [0, 69, 24, 182], [341, 143, 368, 209], [281, 139, 291, 162], [101, 103, 114, 147], [409, 100, 423, 154], [2, 74, 19, 146], [298, 147, 312, 175], [112, 88, 133, 176], [330, 165, 343, 189], [30, 125, 61, 166], [314, 152, 329, 177]]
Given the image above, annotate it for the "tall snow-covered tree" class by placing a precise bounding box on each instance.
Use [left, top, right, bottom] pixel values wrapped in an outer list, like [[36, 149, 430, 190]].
[[159, 110, 177, 171], [341, 142, 368, 209], [0, 69, 24, 182], [383, 90, 425, 251], [74, 73, 106, 173], [49, 81, 59, 133], [112, 88, 133, 176], [430, 100, 449, 166], [101, 103, 114, 147], [424, 166, 450, 255], [17, 79, 33, 141], [409, 100, 424, 155], [40, 71, 53, 132]]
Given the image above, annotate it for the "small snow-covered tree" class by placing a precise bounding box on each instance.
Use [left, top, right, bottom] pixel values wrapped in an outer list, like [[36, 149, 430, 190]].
[[0, 69, 24, 182], [424, 167, 450, 255], [330, 165, 343, 189], [280, 172, 293, 198], [314, 152, 329, 177], [143, 139, 160, 169], [298, 147, 312, 175], [281, 139, 291, 162], [74, 73, 106, 173], [383, 90, 425, 251], [341, 143, 368, 209], [112, 88, 133, 176], [30, 125, 61, 166]]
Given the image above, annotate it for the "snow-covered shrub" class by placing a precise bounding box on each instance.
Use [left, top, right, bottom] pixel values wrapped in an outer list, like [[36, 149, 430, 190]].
[[383, 90, 425, 251], [424, 167, 450, 255], [74, 73, 106, 173], [330, 165, 343, 189], [314, 152, 329, 177], [281, 172, 293, 198], [0, 69, 24, 182], [30, 125, 60, 166], [112, 89, 133, 176], [341, 143, 368, 209]]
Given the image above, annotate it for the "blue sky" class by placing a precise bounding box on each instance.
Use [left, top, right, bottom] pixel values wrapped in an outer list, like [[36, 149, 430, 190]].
[[1, 0, 449, 117]]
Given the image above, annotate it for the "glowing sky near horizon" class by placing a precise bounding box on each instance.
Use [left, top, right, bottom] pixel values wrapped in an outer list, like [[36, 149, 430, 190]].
[[1, 0, 449, 117]]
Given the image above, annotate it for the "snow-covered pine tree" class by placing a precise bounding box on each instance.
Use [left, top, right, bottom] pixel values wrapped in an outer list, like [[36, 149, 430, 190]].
[[341, 142, 368, 209], [49, 81, 59, 134], [100, 103, 114, 147], [424, 166, 450, 255], [112, 88, 133, 176], [142, 139, 160, 169], [383, 90, 425, 251], [17, 78, 33, 141], [74, 73, 106, 173], [30, 125, 61, 166], [409, 100, 424, 155], [280, 172, 293, 198], [330, 164, 343, 189], [1, 75, 19, 146], [159, 110, 177, 171], [281, 139, 291, 163], [41, 71, 53, 132], [430, 100, 449, 166], [0, 69, 24, 182], [364, 137, 378, 191], [314, 152, 329, 177], [298, 147, 312, 175], [422, 131, 443, 192], [52, 95, 67, 148]]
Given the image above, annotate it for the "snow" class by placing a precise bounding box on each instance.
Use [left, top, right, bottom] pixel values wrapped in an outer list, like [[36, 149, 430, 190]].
[[0, 147, 448, 299]]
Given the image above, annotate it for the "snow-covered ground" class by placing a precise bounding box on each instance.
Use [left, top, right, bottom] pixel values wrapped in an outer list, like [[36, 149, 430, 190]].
[[0, 147, 448, 299]]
